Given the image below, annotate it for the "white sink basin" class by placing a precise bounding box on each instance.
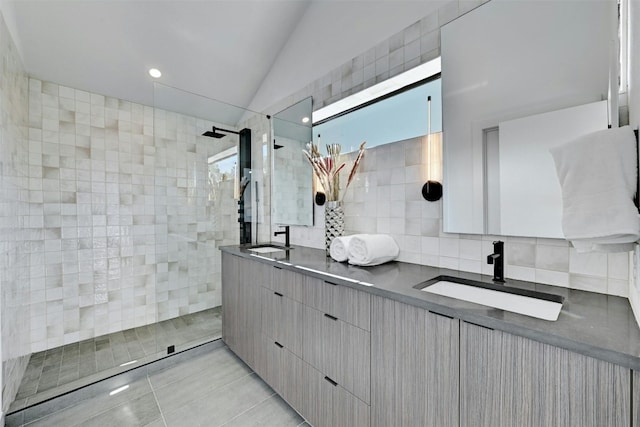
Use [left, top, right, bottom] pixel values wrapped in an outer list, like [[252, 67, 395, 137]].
[[247, 246, 286, 253], [421, 280, 563, 321]]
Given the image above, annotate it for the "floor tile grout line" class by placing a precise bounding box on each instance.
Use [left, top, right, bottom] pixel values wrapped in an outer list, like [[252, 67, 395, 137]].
[[147, 375, 169, 427], [217, 392, 277, 427]]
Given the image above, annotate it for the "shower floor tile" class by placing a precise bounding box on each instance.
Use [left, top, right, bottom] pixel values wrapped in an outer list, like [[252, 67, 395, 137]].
[[10, 306, 222, 412]]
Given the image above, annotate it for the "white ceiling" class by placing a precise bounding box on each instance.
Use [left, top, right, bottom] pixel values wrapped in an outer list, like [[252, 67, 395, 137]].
[[4, 0, 444, 115], [7, 0, 311, 111]]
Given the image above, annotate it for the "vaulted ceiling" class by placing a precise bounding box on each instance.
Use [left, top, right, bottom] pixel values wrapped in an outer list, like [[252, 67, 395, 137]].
[[4, 1, 444, 114]]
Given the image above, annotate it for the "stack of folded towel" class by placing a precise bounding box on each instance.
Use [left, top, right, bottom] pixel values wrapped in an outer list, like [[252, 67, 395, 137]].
[[329, 234, 399, 266], [550, 125, 640, 252]]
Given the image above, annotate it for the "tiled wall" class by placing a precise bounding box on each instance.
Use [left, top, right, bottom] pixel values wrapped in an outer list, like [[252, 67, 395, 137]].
[[0, 10, 30, 413], [290, 138, 630, 297], [272, 137, 313, 225], [270, 0, 632, 298], [27, 80, 248, 352]]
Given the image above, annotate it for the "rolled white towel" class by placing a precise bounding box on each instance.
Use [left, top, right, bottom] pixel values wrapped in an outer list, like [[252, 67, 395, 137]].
[[329, 235, 357, 262], [347, 234, 399, 266]]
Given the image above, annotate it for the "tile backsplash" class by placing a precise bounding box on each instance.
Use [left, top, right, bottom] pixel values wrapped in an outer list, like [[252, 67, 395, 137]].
[[288, 137, 630, 297]]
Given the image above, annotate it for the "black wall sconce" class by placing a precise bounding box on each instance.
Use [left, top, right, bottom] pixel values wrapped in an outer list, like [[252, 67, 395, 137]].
[[422, 180, 442, 201]]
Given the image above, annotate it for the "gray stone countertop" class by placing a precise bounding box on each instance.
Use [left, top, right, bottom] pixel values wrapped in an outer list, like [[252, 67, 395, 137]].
[[221, 243, 640, 370]]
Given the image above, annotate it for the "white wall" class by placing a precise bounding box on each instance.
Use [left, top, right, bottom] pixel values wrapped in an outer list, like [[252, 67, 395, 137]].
[[247, 0, 448, 113]]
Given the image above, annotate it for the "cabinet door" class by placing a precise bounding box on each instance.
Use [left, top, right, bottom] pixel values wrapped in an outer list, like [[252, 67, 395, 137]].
[[461, 321, 631, 427], [302, 276, 370, 331], [371, 296, 459, 427], [221, 253, 239, 352]]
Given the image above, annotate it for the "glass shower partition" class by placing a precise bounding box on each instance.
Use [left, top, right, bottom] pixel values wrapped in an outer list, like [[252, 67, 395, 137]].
[[152, 83, 271, 357]]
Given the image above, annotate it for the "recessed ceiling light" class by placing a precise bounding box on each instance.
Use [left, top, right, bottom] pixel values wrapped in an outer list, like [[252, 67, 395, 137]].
[[148, 68, 162, 78], [301, 117, 310, 124]]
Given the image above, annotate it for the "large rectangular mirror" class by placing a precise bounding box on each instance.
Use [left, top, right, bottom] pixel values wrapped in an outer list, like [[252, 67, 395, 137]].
[[442, 0, 616, 237], [272, 97, 314, 226]]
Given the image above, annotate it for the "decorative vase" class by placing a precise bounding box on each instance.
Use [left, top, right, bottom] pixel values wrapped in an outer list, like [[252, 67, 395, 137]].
[[324, 201, 344, 254]]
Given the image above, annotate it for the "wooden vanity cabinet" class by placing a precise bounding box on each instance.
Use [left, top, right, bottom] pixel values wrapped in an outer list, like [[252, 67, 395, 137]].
[[460, 321, 630, 427], [371, 296, 460, 427], [223, 253, 633, 427]]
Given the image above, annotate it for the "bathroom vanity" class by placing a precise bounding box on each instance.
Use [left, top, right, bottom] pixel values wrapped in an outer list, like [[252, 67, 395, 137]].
[[221, 244, 640, 427]]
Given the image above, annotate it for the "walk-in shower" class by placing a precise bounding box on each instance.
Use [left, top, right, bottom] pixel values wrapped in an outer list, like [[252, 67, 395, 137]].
[[8, 83, 271, 414]]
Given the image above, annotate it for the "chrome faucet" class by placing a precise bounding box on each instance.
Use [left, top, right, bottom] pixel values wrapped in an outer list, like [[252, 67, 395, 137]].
[[487, 240, 505, 282], [274, 225, 290, 247]]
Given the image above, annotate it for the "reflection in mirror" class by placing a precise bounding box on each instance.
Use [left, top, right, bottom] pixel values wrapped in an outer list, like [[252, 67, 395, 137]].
[[313, 77, 441, 154], [442, 0, 615, 237], [272, 97, 314, 226]]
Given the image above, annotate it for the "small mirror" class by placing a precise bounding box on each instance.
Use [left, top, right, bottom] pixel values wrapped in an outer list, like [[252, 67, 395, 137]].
[[272, 97, 314, 226]]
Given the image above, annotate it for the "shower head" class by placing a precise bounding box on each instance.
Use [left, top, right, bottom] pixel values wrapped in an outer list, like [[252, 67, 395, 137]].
[[202, 126, 240, 139], [202, 129, 226, 138]]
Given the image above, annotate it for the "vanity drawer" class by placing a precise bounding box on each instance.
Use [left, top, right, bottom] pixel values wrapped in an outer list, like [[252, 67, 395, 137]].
[[302, 275, 370, 331], [265, 264, 304, 302], [261, 286, 303, 357], [303, 362, 370, 427], [303, 305, 371, 404]]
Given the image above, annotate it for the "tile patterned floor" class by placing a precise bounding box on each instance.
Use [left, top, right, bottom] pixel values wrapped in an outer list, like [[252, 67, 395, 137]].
[[11, 307, 222, 412], [8, 345, 307, 427]]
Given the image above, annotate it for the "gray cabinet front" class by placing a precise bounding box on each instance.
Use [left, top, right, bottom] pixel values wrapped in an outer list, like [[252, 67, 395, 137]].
[[371, 296, 460, 427], [461, 321, 631, 427]]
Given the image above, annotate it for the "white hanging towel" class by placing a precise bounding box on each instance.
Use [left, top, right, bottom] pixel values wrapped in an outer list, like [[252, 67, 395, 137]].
[[329, 235, 358, 262], [347, 234, 400, 266], [550, 125, 640, 252]]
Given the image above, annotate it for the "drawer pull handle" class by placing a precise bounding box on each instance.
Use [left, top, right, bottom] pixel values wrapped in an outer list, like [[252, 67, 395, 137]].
[[274, 292, 283, 297], [274, 341, 284, 348], [324, 313, 338, 321], [273, 266, 282, 270], [324, 376, 338, 387], [325, 281, 339, 286]]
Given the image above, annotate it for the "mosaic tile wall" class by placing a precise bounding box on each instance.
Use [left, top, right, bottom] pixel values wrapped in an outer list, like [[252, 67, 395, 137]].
[[272, 137, 313, 226], [0, 10, 30, 413], [27, 80, 255, 352], [268, 0, 632, 298]]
